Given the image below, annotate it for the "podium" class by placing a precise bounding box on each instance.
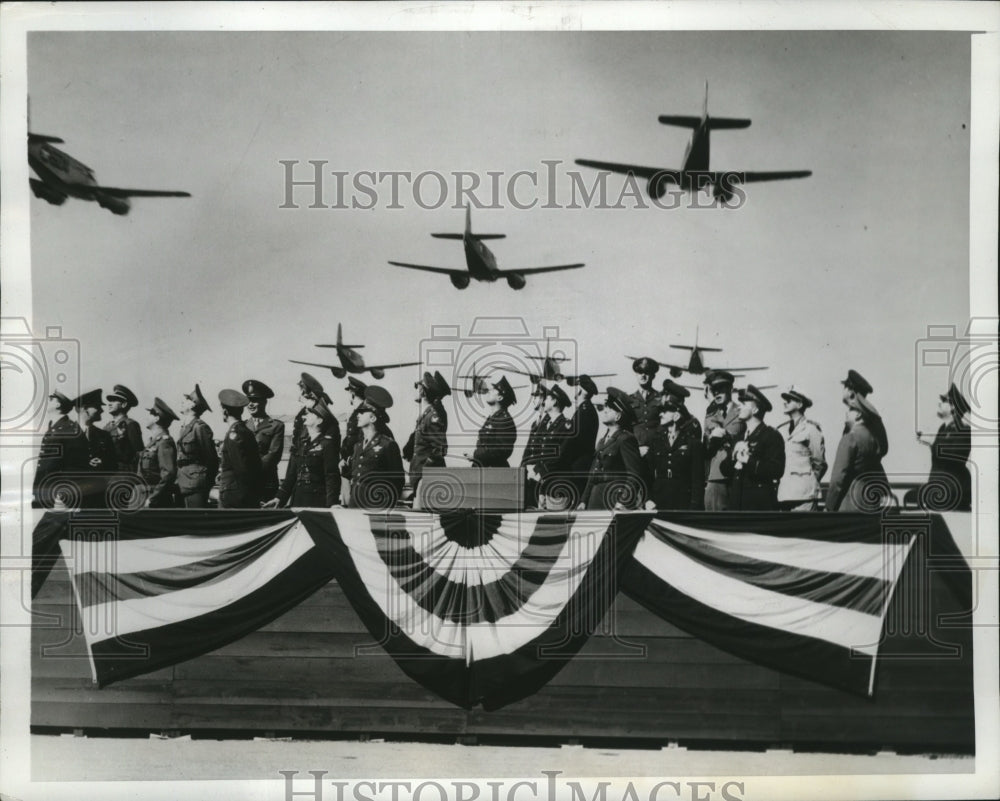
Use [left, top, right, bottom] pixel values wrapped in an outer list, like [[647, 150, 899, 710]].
[[413, 467, 524, 511]]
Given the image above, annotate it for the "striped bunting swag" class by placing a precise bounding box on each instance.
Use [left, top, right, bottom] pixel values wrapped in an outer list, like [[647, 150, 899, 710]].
[[622, 512, 915, 696], [54, 510, 337, 687]]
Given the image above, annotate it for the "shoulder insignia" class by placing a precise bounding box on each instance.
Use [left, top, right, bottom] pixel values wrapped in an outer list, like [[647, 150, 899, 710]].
[[229, 432, 238, 440]]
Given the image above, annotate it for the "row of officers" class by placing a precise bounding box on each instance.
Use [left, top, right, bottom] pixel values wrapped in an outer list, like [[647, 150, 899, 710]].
[[32, 359, 973, 513]]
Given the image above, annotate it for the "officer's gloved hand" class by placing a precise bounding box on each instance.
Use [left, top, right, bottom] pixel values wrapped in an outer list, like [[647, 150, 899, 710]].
[[261, 498, 280, 509], [575, 502, 586, 511], [644, 500, 656, 511]]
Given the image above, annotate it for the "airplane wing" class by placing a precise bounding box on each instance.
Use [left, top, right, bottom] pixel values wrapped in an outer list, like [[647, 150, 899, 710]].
[[93, 186, 191, 198], [387, 261, 467, 277], [735, 170, 812, 183], [564, 373, 616, 385], [364, 360, 422, 371], [626, 354, 688, 374], [505, 367, 543, 383], [715, 366, 769, 372], [574, 160, 681, 182], [495, 264, 585, 277], [289, 359, 340, 370]]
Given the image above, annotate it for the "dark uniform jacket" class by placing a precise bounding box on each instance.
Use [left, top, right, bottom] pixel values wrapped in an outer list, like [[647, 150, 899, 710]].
[[405, 401, 448, 486], [925, 422, 971, 510], [105, 416, 144, 472], [218, 419, 263, 508], [277, 432, 341, 507], [344, 431, 405, 509], [33, 416, 87, 508], [473, 408, 517, 468], [247, 415, 286, 500], [521, 412, 549, 467], [341, 407, 363, 463], [78, 425, 117, 508], [175, 417, 219, 496], [704, 401, 745, 483], [138, 432, 178, 508], [581, 428, 645, 510], [825, 421, 887, 512], [646, 416, 705, 510], [564, 399, 599, 488], [721, 421, 786, 511], [535, 414, 575, 500], [629, 389, 662, 447]]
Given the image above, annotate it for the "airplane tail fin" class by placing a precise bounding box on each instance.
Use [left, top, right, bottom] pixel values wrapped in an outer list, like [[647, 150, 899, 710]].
[[659, 82, 750, 129], [431, 206, 505, 240], [335, 323, 364, 349]]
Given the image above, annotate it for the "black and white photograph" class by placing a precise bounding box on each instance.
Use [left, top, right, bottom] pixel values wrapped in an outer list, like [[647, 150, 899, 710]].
[[1, 3, 998, 801]]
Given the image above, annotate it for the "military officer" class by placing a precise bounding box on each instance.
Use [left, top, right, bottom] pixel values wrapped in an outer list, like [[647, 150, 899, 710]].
[[343, 386, 405, 509], [826, 395, 888, 512], [563, 375, 600, 507], [521, 382, 550, 507], [217, 389, 263, 509], [644, 381, 705, 511], [777, 387, 827, 510], [841, 369, 889, 458], [293, 372, 332, 451], [137, 397, 179, 508], [469, 376, 518, 468], [702, 370, 745, 511], [104, 384, 144, 473], [908, 383, 972, 511], [175, 384, 218, 508], [404, 371, 450, 494], [720, 385, 786, 511], [266, 397, 342, 508], [243, 379, 285, 503], [32, 390, 86, 508], [530, 383, 575, 510], [579, 387, 645, 510], [628, 357, 662, 448], [339, 375, 368, 504], [73, 389, 117, 508]]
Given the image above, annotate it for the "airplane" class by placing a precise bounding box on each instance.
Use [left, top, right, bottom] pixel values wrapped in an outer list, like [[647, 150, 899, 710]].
[[627, 327, 769, 379], [388, 206, 585, 289], [289, 323, 421, 379], [506, 339, 617, 386], [28, 131, 191, 215], [456, 366, 528, 399], [575, 82, 811, 203]]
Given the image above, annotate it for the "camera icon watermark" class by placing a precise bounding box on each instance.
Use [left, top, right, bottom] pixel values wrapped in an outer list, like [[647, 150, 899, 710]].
[[1, 317, 81, 439]]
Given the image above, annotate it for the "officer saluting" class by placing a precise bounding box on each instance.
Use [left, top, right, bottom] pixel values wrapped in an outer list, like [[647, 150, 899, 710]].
[[470, 376, 517, 467], [404, 371, 450, 494], [628, 357, 662, 448], [138, 397, 179, 508], [243, 379, 285, 504], [217, 389, 263, 509], [579, 387, 645, 510], [104, 385, 144, 473], [841, 369, 889, 458], [176, 384, 218, 508], [344, 386, 405, 509]]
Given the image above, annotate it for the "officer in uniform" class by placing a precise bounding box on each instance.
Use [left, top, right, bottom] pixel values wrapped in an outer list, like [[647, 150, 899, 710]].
[[73, 389, 117, 508], [266, 397, 342, 508], [33, 390, 86, 508], [579, 387, 645, 510], [521, 382, 550, 507], [841, 369, 889, 458], [644, 381, 705, 511], [909, 383, 972, 511], [339, 375, 368, 504], [721, 385, 786, 511], [403, 371, 450, 494], [563, 375, 600, 507], [343, 386, 405, 509], [175, 384, 218, 508], [470, 376, 518, 467], [777, 387, 827, 510], [702, 370, 745, 511], [243, 379, 285, 503], [628, 357, 662, 448], [137, 397, 179, 508], [217, 389, 263, 509], [826, 395, 888, 512], [530, 383, 575, 510], [104, 384, 144, 473]]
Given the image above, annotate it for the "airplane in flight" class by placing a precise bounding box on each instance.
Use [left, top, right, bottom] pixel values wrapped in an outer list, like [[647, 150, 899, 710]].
[[575, 82, 811, 203], [456, 366, 529, 399], [289, 323, 421, 379], [388, 206, 585, 289], [627, 328, 769, 379], [507, 339, 617, 386], [28, 132, 191, 215]]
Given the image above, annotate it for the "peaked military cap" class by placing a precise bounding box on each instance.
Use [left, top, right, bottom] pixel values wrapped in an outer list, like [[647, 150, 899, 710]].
[[415, 371, 440, 397], [738, 384, 773, 414], [106, 384, 139, 407], [298, 372, 324, 397], [849, 394, 881, 424], [433, 371, 452, 398], [530, 381, 547, 399], [147, 397, 179, 424], [363, 385, 394, 410], [660, 379, 691, 401], [185, 383, 212, 414], [307, 396, 335, 423], [574, 374, 599, 397], [242, 379, 274, 400], [605, 386, 637, 428], [74, 389, 104, 409], [842, 369, 873, 396], [942, 383, 970, 419], [49, 390, 74, 413], [632, 357, 660, 376], [218, 389, 249, 409], [492, 376, 517, 407], [346, 376, 368, 395], [780, 385, 813, 409], [706, 370, 736, 389], [546, 384, 572, 409]]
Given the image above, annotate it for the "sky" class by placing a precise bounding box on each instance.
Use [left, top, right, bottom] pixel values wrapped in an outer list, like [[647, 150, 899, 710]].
[[19, 29, 974, 472]]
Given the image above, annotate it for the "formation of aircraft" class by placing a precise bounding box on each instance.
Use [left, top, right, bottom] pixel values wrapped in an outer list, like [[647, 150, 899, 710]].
[[507, 339, 617, 386], [28, 132, 191, 215], [289, 323, 421, 379], [627, 327, 769, 380], [388, 206, 585, 290], [575, 82, 812, 203]]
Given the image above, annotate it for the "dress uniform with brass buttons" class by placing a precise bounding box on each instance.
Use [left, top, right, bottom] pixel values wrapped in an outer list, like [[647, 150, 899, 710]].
[[343, 386, 405, 509], [646, 382, 705, 510], [628, 357, 662, 447], [275, 397, 342, 507], [176, 384, 219, 508], [138, 397, 179, 508], [243, 379, 285, 503], [104, 384, 144, 473], [581, 387, 645, 510], [217, 389, 264, 509]]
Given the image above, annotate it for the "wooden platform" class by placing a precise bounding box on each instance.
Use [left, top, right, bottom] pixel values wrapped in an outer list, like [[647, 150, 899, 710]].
[[31, 533, 975, 752]]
